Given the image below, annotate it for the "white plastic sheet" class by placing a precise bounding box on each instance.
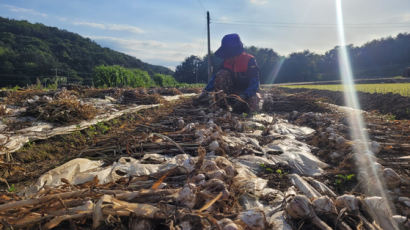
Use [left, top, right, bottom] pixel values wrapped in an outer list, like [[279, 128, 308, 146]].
[[268, 211, 293, 230], [1, 94, 196, 155], [362, 196, 399, 230], [28, 153, 196, 195], [269, 120, 315, 139], [266, 138, 328, 176], [289, 174, 321, 199]]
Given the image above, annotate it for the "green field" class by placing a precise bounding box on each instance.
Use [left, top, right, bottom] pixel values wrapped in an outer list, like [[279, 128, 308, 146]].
[[281, 83, 410, 97]]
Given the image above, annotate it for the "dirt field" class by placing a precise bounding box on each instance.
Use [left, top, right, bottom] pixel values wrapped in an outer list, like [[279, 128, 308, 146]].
[[275, 87, 410, 119], [280, 83, 410, 96], [0, 87, 408, 229]]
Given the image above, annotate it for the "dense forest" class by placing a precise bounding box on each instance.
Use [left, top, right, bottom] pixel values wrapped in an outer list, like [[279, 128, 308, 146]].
[[174, 33, 410, 84], [0, 17, 173, 87]]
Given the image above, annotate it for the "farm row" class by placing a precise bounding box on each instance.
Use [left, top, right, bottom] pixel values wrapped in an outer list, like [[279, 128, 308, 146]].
[[280, 83, 410, 97]]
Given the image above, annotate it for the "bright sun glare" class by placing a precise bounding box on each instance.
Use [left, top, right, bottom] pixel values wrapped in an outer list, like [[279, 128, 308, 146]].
[[335, 0, 398, 229]]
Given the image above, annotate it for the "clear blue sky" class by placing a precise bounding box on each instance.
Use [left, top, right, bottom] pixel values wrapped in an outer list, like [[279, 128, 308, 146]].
[[1, 0, 409, 69]]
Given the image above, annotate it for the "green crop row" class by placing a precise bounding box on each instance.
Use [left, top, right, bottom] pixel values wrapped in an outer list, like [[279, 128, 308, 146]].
[[281, 83, 410, 97]]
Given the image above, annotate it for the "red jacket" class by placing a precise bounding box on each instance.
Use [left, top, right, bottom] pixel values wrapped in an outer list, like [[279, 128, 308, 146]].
[[223, 52, 254, 73]]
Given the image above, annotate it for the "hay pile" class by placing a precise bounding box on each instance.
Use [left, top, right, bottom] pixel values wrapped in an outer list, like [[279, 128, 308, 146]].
[[179, 87, 202, 94], [121, 90, 164, 104], [156, 87, 182, 96], [5, 89, 50, 106], [81, 88, 124, 99], [24, 89, 97, 124]]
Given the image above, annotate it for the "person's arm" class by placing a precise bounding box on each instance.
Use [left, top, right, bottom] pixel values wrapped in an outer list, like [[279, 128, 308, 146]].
[[204, 73, 216, 91], [241, 58, 260, 98], [204, 62, 224, 92]]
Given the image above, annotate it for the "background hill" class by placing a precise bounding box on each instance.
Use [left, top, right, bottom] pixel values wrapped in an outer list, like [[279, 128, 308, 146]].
[[0, 17, 173, 87], [1, 16, 409, 87]]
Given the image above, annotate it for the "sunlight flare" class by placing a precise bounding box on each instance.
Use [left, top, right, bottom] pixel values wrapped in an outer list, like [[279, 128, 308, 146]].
[[335, 0, 398, 229]]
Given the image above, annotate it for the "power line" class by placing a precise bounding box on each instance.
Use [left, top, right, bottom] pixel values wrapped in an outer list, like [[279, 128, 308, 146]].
[[212, 20, 410, 28], [212, 19, 410, 26], [196, 0, 206, 12]]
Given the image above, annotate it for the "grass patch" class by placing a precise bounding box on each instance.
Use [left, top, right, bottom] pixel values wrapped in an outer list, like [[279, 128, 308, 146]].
[[280, 83, 410, 97]]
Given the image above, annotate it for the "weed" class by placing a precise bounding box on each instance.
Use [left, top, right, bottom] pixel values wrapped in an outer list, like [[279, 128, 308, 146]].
[[8, 184, 16, 193], [11, 85, 21, 91], [335, 173, 355, 186], [83, 122, 110, 138], [85, 125, 98, 137], [96, 122, 110, 134], [26, 140, 34, 148], [260, 164, 287, 178], [259, 163, 270, 171], [385, 114, 396, 121]]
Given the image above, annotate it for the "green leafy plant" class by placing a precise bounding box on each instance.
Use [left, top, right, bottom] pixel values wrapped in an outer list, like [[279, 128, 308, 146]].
[[26, 140, 34, 148], [335, 174, 355, 185], [96, 122, 110, 134], [8, 184, 16, 193], [93, 65, 156, 88], [85, 125, 98, 137], [152, 73, 179, 87], [385, 114, 396, 121], [259, 163, 270, 171], [260, 164, 287, 177]]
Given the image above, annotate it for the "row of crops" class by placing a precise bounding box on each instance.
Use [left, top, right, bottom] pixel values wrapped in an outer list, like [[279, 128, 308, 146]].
[[280, 83, 410, 97]]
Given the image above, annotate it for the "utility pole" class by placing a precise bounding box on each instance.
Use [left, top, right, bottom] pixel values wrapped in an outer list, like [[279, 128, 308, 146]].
[[207, 11, 212, 81], [195, 61, 198, 83]]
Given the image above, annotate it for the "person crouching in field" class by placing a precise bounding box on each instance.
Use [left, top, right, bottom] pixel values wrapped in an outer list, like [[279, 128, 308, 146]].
[[202, 33, 261, 112]]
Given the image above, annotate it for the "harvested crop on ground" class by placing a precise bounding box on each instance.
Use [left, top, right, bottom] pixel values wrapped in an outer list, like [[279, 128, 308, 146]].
[[178, 87, 202, 94], [80, 88, 124, 99], [121, 89, 164, 104], [23, 89, 97, 124], [0, 87, 408, 230], [155, 87, 182, 96], [0, 104, 6, 116], [281, 83, 410, 97], [5, 89, 51, 106], [24, 97, 97, 124]]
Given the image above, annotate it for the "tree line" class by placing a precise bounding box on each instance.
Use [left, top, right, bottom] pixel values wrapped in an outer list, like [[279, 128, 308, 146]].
[[0, 17, 173, 87], [174, 33, 410, 84]]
